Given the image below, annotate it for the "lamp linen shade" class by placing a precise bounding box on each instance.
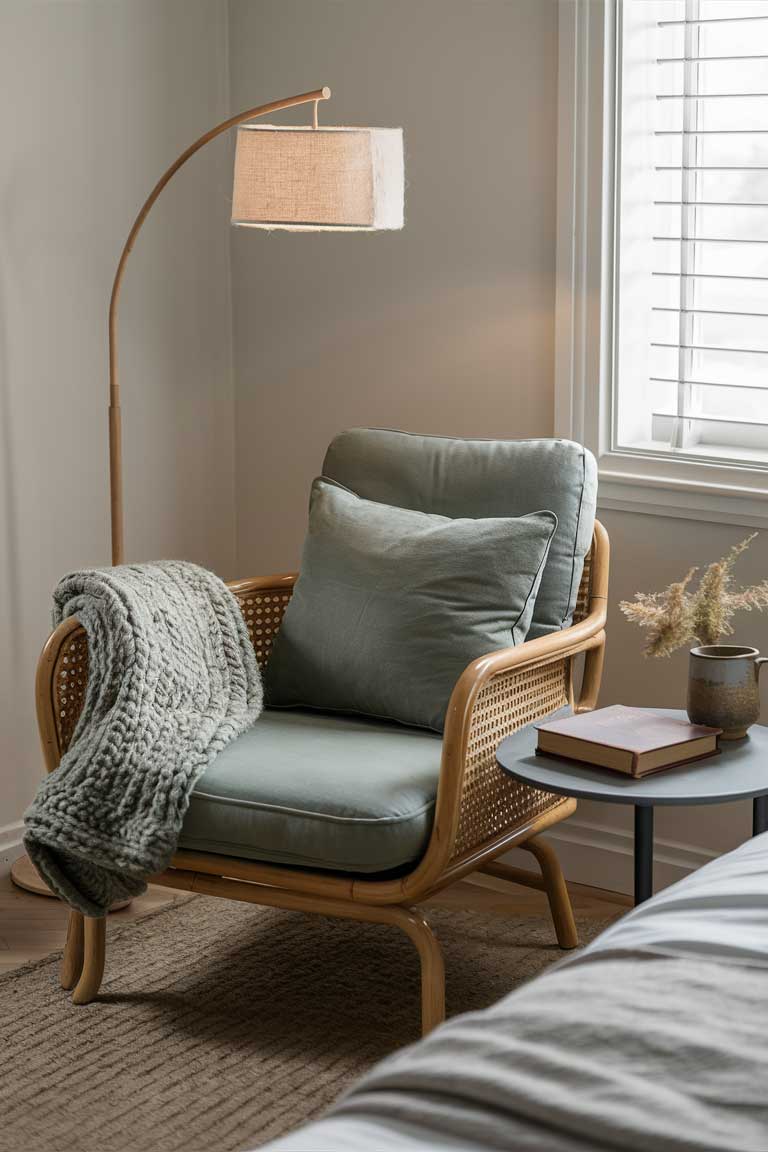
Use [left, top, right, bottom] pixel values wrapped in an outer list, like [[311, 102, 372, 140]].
[[231, 125, 404, 231]]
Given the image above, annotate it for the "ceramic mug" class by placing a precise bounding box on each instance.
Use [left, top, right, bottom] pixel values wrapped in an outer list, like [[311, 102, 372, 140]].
[[687, 645, 768, 740]]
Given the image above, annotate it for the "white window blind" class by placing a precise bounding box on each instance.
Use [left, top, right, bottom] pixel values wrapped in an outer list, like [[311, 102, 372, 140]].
[[614, 0, 768, 467]]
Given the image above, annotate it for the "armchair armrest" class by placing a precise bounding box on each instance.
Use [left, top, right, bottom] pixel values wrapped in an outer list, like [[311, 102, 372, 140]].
[[36, 573, 299, 775], [428, 521, 609, 877]]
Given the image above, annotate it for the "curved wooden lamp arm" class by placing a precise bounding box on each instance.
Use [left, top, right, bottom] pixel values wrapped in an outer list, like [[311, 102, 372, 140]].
[[108, 85, 331, 566]]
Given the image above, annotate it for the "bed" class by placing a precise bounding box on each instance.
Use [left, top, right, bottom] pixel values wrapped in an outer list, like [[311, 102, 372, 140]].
[[262, 833, 768, 1152]]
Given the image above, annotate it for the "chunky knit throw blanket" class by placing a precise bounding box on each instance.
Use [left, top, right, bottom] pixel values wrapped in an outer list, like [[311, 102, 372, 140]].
[[24, 561, 262, 917]]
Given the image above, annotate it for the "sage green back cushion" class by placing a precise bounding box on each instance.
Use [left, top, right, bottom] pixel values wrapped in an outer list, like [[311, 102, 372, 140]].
[[323, 429, 597, 639], [265, 479, 557, 732]]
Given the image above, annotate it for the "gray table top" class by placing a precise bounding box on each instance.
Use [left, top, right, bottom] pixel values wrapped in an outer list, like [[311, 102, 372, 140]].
[[496, 708, 768, 807]]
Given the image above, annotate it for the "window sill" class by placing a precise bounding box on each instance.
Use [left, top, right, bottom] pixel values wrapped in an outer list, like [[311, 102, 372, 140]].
[[597, 451, 768, 528]]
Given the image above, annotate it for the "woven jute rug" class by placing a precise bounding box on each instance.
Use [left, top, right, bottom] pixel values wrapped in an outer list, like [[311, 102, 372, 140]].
[[0, 895, 607, 1152]]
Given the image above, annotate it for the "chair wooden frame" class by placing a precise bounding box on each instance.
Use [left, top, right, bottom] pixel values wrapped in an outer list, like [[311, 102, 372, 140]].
[[35, 521, 608, 1034]]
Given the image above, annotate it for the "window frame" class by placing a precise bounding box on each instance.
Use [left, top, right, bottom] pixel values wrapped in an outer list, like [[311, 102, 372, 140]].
[[556, 0, 768, 529]]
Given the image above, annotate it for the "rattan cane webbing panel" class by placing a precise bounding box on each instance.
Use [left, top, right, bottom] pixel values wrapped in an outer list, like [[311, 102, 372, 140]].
[[53, 627, 89, 756], [234, 587, 293, 668], [572, 547, 593, 625], [450, 657, 569, 862]]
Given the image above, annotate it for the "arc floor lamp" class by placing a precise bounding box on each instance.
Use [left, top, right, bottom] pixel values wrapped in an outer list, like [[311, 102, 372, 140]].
[[13, 85, 405, 898], [110, 84, 404, 564]]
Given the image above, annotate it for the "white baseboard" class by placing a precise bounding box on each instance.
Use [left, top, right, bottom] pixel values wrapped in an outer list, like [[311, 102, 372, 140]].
[[0, 821, 25, 880], [501, 816, 718, 898]]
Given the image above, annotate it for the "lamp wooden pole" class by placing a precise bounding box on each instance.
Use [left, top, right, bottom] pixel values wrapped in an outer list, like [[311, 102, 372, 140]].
[[107, 86, 331, 566]]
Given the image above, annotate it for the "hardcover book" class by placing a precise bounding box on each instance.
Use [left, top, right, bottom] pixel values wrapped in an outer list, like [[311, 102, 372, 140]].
[[535, 706, 721, 778]]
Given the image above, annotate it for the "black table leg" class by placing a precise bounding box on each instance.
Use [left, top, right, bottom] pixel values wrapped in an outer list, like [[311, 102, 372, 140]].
[[753, 794, 768, 837], [634, 805, 654, 905]]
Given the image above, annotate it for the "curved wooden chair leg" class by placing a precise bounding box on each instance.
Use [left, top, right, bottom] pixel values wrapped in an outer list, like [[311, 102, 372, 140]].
[[390, 907, 446, 1036], [61, 910, 85, 990], [521, 836, 578, 950], [72, 916, 106, 1004]]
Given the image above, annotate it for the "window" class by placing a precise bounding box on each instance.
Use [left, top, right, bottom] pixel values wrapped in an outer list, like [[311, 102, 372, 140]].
[[614, 0, 768, 467]]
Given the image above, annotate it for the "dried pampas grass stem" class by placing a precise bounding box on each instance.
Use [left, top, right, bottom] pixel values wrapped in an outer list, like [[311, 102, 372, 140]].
[[620, 534, 768, 658]]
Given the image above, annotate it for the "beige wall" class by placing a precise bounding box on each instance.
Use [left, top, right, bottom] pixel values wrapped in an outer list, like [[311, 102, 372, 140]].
[[0, 1, 236, 851], [228, 0, 559, 573]]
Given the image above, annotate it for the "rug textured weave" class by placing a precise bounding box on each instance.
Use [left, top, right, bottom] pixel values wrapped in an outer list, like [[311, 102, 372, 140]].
[[0, 895, 607, 1152]]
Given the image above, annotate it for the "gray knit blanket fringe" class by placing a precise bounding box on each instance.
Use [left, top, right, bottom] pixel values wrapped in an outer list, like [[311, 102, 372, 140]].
[[24, 561, 262, 917]]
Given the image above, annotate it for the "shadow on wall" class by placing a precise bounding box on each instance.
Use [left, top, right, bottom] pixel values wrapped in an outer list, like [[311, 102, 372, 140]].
[[0, 233, 25, 744], [233, 272, 555, 574]]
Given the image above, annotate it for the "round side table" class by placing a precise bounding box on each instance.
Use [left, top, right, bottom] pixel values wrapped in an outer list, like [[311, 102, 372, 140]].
[[496, 708, 768, 905]]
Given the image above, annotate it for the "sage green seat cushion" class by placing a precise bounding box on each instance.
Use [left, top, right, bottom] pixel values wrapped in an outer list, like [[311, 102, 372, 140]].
[[178, 709, 442, 873], [323, 429, 597, 639], [265, 479, 557, 732]]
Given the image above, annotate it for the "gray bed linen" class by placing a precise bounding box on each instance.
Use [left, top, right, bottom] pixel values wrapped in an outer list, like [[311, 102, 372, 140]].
[[586, 832, 768, 969], [261, 835, 768, 1152]]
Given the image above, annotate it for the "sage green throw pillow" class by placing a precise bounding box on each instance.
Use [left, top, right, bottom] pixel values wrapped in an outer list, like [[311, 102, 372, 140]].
[[265, 479, 557, 732]]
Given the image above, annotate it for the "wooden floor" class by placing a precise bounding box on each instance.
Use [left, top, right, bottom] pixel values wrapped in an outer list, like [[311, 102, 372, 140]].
[[0, 866, 627, 975]]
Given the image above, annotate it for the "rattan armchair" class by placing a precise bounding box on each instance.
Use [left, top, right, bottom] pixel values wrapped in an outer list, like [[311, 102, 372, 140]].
[[36, 520, 608, 1034]]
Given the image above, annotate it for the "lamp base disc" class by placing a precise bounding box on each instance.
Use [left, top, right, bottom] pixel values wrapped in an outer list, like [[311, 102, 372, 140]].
[[10, 854, 132, 912]]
